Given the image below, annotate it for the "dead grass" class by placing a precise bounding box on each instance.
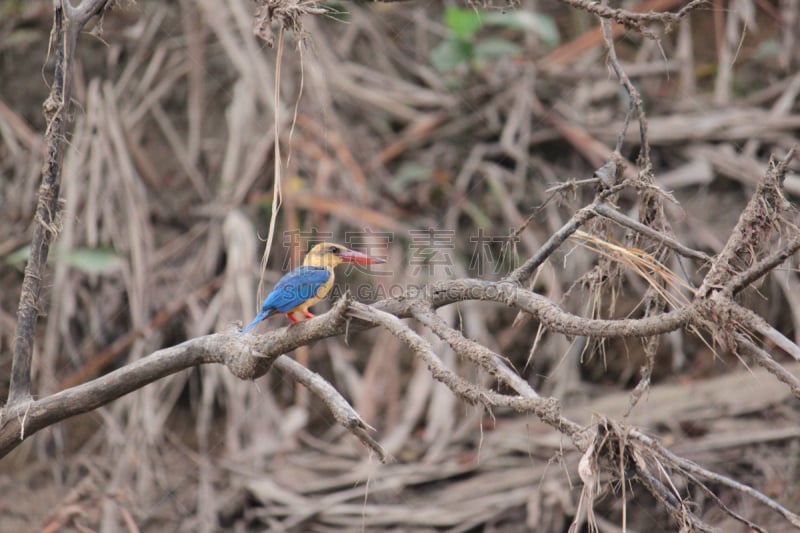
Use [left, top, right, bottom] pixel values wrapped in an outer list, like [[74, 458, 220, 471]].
[[1, 0, 800, 531]]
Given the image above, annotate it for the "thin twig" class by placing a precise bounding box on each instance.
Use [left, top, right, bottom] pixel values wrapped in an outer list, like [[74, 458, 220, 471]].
[[256, 26, 285, 305], [411, 305, 540, 398], [599, 0, 651, 166], [505, 187, 624, 285], [555, 0, 707, 33], [682, 469, 767, 533], [640, 431, 800, 528], [728, 230, 800, 295], [347, 302, 584, 443], [634, 463, 716, 532], [736, 334, 800, 398], [593, 203, 711, 262]]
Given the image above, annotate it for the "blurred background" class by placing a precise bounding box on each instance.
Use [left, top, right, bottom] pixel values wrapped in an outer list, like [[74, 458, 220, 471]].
[[1, 0, 800, 530]]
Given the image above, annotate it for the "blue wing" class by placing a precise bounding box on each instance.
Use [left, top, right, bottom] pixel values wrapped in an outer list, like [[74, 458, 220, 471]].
[[262, 266, 331, 312], [242, 266, 331, 334]]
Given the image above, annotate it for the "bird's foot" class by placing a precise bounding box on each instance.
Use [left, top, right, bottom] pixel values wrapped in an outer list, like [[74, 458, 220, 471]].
[[303, 310, 315, 320]]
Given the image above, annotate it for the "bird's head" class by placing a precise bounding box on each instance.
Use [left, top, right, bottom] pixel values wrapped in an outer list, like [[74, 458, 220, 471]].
[[303, 242, 386, 268]]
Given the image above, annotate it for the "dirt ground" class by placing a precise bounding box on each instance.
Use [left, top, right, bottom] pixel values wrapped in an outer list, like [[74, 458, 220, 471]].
[[2, 0, 800, 531]]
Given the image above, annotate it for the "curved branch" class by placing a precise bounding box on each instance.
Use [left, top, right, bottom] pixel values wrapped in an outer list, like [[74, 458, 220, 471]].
[[554, 0, 707, 33], [347, 302, 584, 443], [0, 297, 386, 460], [0, 296, 352, 458], [637, 429, 800, 528], [411, 305, 541, 397], [1, 274, 693, 458], [272, 356, 386, 460], [424, 279, 693, 338], [2, 333, 233, 457]]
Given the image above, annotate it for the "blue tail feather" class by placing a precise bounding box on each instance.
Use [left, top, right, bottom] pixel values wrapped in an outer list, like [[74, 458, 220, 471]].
[[241, 309, 273, 334]]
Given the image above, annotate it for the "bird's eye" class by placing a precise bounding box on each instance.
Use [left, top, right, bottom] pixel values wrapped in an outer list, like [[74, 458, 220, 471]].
[[328, 246, 340, 254]]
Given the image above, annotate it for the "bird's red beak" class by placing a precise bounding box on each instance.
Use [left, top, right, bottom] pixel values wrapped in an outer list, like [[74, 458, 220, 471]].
[[339, 249, 386, 265]]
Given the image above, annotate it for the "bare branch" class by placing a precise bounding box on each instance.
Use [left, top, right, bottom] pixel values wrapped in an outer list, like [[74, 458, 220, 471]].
[[1, 296, 389, 459], [698, 150, 796, 297], [9, 0, 111, 405], [593, 203, 711, 262], [554, 0, 707, 34], [2, 333, 247, 456], [634, 463, 716, 532], [0, 274, 698, 458], [728, 230, 800, 295], [640, 431, 800, 528], [505, 187, 624, 285], [736, 334, 800, 397], [411, 305, 539, 398], [273, 356, 386, 461], [599, 8, 651, 165], [726, 301, 800, 362], [347, 302, 584, 443], [681, 469, 767, 533]]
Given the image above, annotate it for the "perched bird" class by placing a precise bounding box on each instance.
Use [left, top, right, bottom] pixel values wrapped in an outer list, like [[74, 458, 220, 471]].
[[242, 242, 385, 333]]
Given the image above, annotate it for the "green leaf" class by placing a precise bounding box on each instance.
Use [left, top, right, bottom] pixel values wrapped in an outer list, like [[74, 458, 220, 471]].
[[444, 7, 483, 40], [473, 37, 521, 63], [430, 39, 473, 72], [4, 245, 124, 275], [59, 248, 124, 274], [4, 245, 30, 267], [321, 1, 350, 23], [754, 37, 779, 61], [391, 163, 432, 193], [484, 10, 560, 47]]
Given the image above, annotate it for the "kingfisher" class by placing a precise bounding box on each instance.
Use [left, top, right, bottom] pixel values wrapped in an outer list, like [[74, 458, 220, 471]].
[[242, 242, 385, 333]]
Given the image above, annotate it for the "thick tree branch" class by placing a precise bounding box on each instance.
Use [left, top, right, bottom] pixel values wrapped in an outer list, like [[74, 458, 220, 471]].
[[1, 274, 700, 458], [0, 295, 351, 458], [2, 333, 244, 457]]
